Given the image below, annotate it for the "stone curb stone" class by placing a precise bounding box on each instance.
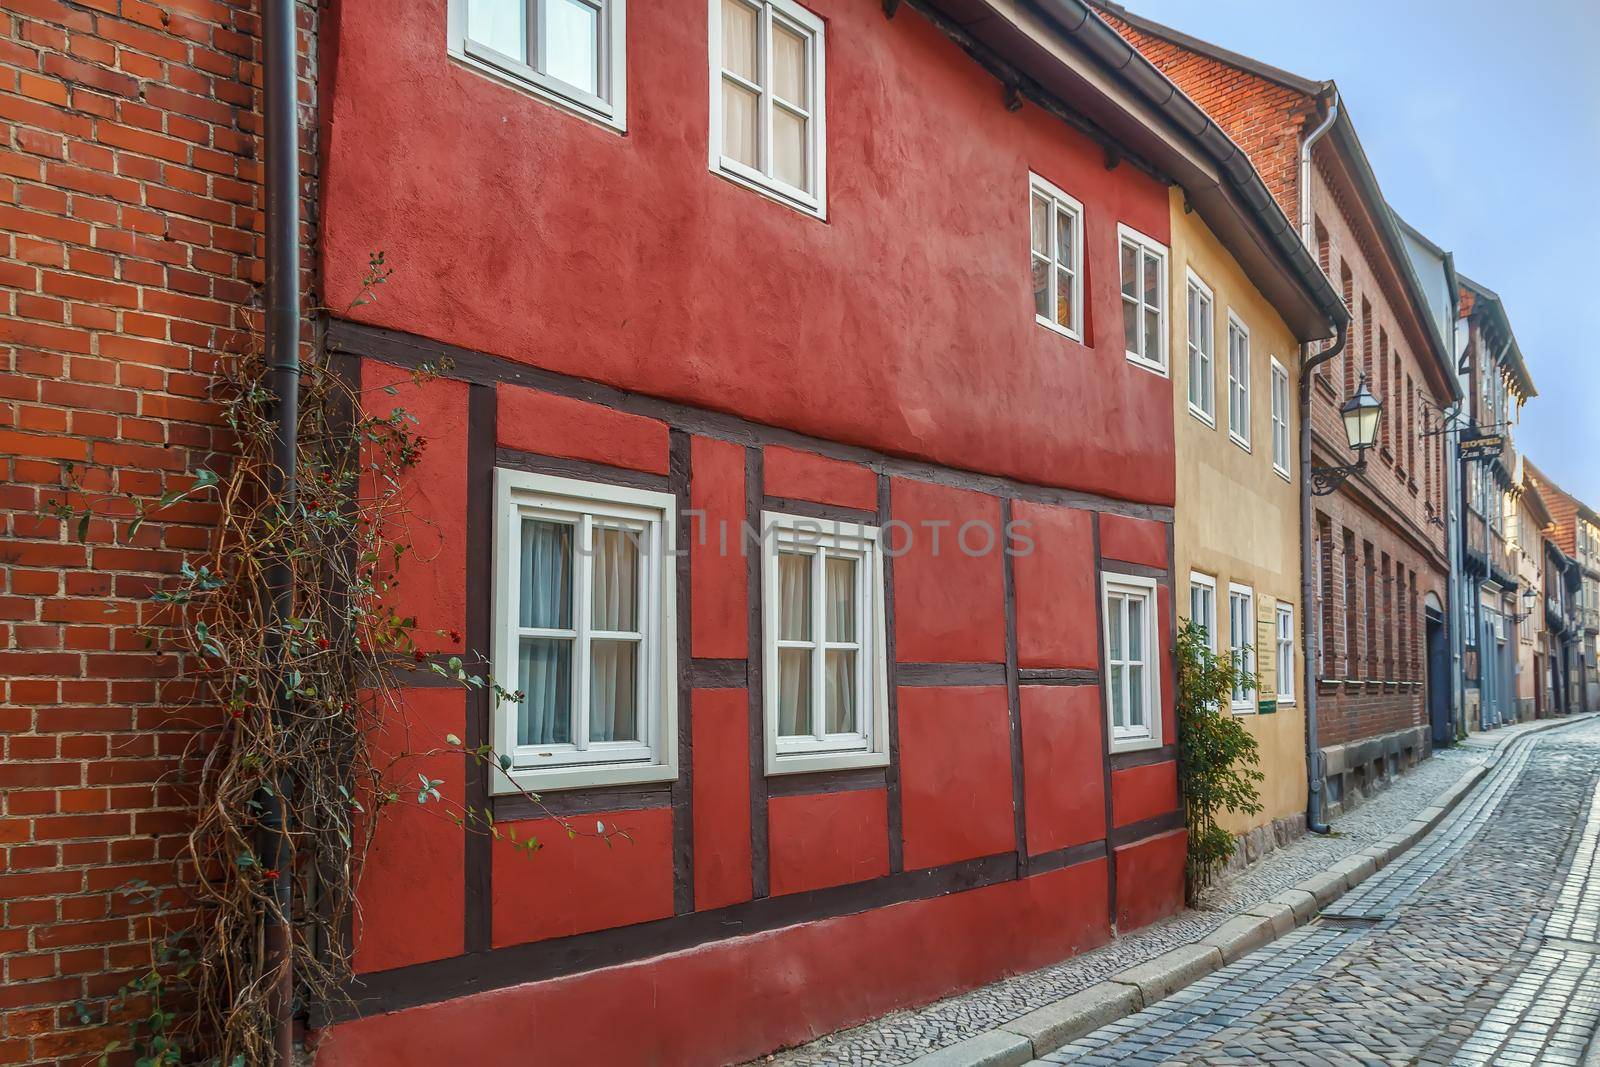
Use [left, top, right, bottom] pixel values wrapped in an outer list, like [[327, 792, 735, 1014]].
[[1270, 887, 1319, 922], [1324, 853, 1378, 888], [1199, 913, 1278, 963], [996, 982, 1143, 1054], [1295, 870, 1347, 907], [1110, 944, 1224, 1003], [1241, 899, 1298, 936], [905, 1030, 1032, 1067]]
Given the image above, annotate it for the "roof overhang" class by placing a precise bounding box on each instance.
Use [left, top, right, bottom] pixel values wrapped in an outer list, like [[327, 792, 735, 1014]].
[[914, 0, 1346, 342], [1459, 273, 1537, 399]]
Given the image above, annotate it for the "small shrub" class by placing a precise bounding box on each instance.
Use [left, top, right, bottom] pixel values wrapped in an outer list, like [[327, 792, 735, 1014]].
[[1174, 618, 1264, 903]]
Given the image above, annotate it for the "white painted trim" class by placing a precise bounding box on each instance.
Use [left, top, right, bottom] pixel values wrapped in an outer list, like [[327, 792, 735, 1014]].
[[760, 512, 890, 775], [1188, 570, 1218, 654], [707, 0, 827, 219], [1226, 309, 1252, 452], [1184, 267, 1216, 427], [1117, 223, 1169, 377], [489, 468, 678, 794], [447, 0, 627, 132], [1275, 600, 1296, 704], [1270, 355, 1292, 481], [1102, 571, 1162, 754], [1227, 580, 1257, 715], [1028, 172, 1085, 343]]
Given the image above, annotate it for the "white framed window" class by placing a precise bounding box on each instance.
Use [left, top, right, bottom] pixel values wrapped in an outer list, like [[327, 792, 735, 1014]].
[[1270, 357, 1291, 479], [761, 513, 889, 774], [1188, 571, 1217, 652], [490, 469, 677, 793], [1185, 271, 1215, 424], [1029, 173, 1084, 341], [708, 0, 826, 218], [1103, 573, 1162, 753], [1275, 601, 1295, 703], [1227, 312, 1251, 450], [448, 0, 627, 131], [1118, 224, 1168, 375], [1228, 582, 1256, 713]]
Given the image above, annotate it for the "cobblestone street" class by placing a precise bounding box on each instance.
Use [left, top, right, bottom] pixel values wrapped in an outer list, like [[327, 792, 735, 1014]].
[[1041, 718, 1600, 1066]]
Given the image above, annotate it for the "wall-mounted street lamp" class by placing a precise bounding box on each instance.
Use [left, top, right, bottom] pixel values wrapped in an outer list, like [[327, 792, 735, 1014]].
[[1509, 586, 1541, 625], [1311, 375, 1383, 496]]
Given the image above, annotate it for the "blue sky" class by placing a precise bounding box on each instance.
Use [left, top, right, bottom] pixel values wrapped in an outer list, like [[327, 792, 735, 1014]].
[[1116, 0, 1600, 503]]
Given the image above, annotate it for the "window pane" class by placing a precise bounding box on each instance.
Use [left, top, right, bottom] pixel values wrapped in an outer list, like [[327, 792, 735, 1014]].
[[1107, 596, 1124, 662], [1143, 306, 1160, 359], [1055, 210, 1075, 270], [468, 0, 526, 62], [825, 648, 856, 733], [1110, 663, 1125, 727], [825, 556, 855, 641], [778, 647, 812, 736], [721, 0, 758, 81], [772, 21, 806, 104], [521, 519, 573, 628], [1122, 296, 1138, 353], [1120, 241, 1138, 298], [1128, 664, 1145, 726], [1143, 252, 1160, 307], [773, 105, 807, 189], [721, 78, 759, 167], [1056, 268, 1074, 328], [519, 637, 572, 745], [1127, 596, 1143, 661], [592, 525, 638, 631], [778, 551, 812, 640], [590, 639, 639, 742], [1032, 255, 1051, 320], [545, 0, 598, 95], [1030, 194, 1049, 257]]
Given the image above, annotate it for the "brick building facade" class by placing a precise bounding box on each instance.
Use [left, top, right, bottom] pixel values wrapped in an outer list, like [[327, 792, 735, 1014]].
[[1, 0, 318, 1062], [1097, 2, 1461, 811]]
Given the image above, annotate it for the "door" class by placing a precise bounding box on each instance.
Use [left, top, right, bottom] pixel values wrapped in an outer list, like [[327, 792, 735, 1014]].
[[1427, 612, 1450, 746], [1535, 653, 1544, 718]]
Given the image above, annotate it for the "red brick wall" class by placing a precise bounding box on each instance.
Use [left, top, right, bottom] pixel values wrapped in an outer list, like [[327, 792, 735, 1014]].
[[0, 1, 315, 1062], [1096, 11, 1316, 231]]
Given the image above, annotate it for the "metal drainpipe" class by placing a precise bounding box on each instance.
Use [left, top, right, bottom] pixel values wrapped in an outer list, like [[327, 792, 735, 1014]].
[[1298, 91, 1340, 836], [260, 0, 299, 1062]]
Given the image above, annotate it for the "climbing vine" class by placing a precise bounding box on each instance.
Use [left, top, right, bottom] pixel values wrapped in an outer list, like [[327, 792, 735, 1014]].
[[1174, 619, 1264, 904], [48, 261, 619, 1064]]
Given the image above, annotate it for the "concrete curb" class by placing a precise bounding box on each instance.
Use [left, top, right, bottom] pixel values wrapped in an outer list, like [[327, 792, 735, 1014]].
[[905, 713, 1597, 1067]]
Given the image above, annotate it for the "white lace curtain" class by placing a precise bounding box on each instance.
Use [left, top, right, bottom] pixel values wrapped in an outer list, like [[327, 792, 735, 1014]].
[[590, 527, 639, 743], [519, 519, 572, 745], [777, 551, 856, 738]]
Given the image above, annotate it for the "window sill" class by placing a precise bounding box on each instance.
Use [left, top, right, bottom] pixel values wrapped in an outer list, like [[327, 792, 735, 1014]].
[[448, 49, 625, 134], [1273, 463, 1291, 483], [766, 747, 889, 777], [1036, 315, 1084, 344], [1188, 404, 1216, 429], [1229, 431, 1252, 454], [1230, 703, 1258, 716], [492, 758, 678, 795], [1125, 353, 1169, 378], [711, 159, 826, 221], [1109, 733, 1162, 755]]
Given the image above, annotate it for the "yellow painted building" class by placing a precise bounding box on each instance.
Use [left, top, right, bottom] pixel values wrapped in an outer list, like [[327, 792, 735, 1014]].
[[1168, 186, 1308, 845]]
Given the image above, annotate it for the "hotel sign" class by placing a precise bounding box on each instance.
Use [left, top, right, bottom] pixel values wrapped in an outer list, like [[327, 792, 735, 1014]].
[[1460, 433, 1505, 462]]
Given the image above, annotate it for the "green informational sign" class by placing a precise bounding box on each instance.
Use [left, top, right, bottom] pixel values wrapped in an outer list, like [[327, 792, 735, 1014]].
[[1258, 699, 1278, 715]]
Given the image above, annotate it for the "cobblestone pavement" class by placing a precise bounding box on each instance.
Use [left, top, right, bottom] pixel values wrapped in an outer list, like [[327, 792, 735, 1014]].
[[766, 732, 1505, 1066], [1040, 718, 1600, 1066]]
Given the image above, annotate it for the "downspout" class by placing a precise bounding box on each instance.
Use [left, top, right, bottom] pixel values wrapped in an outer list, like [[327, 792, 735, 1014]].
[[1298, 91, 1340, 836], [260, 0, 299, 1063]]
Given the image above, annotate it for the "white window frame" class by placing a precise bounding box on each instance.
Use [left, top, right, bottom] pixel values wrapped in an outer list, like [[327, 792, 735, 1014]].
[[1028, 173, 1085, 342], [1185, 270, 1215, 425], [1275, 601, 1295, 704], [1118, 223, 1169, 376], [1228, 582, 1257, 714], [490, 469, 677, 794], [761, 512, 890, 775], [1227, 311, 1252, 451], [447, 0, 627, 132], [1188, 571, 1218, 653], [707, 0, 827, 218], [1102, 572, 1162, 754], [1270, 356, 1291, 479]]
